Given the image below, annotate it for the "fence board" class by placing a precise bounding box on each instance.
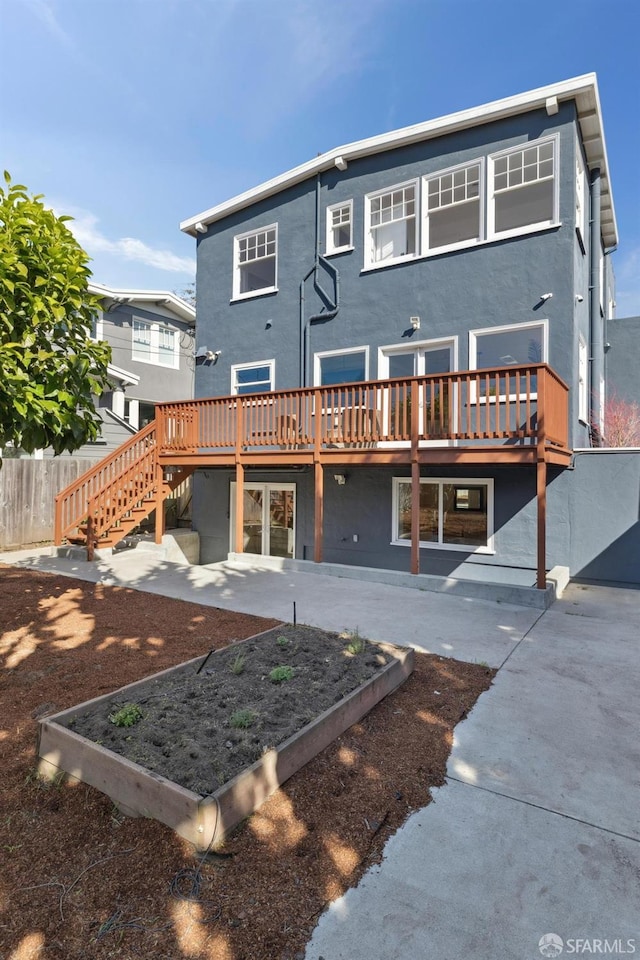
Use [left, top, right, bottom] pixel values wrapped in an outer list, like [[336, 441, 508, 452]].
[[0, 458, 102, 549]]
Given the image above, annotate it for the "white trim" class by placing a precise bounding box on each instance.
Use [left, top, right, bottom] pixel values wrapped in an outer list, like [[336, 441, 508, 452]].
[[180, 74, 617, 249], [326, 199, 353, 255], [106, 362, 140, 387], [364, 178, 419, 269], [229, 481, 297, 559], [469, 319, 548, 373], [391, 476, 495, 553], [131, 317, 180, 370], [230, 358, 275, 395], [578, 335, 588, 424], [377, 336, 458, 379], [232, 223, 278, 301], [422, 157, 484, 255], [487, 134, 560, 241], [88, 283, 195, 325], [313, 345, 370, 387]]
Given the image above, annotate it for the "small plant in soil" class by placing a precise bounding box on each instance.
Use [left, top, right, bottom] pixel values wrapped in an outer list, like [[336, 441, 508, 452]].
[[109, 704, 143, 728], [269, 665, 294, 683], [230, 708, 257, 729], [276, 635, 290, 647], [230, 652, 246, 675], [342, 628, 366, 655]]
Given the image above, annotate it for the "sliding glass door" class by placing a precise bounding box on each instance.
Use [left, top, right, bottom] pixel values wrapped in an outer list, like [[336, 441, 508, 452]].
[[230, 483, 296, 559]]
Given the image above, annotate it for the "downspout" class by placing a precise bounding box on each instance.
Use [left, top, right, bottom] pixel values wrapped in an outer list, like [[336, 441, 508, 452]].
[[299, 174, 340, 387], [589, 167, 603, 442]]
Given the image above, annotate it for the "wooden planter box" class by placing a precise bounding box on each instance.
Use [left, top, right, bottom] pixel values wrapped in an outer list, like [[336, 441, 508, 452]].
[[37, 633, 413, 851]]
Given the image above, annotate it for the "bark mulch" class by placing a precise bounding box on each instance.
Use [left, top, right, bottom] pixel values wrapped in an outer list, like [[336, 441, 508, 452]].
[[0, 565, 494, 960]]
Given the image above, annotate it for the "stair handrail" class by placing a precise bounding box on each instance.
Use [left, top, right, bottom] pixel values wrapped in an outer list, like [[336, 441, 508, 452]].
[[54, 421, 157, 545]]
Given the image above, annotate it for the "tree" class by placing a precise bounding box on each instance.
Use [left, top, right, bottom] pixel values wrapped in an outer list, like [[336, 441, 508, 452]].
[[0, 172, 111, 461], [174, 282, 196, 308], [601, 393, 640, 447]]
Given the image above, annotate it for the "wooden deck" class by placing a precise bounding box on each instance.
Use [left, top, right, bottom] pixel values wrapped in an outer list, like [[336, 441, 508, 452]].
[[55, 364, 570, 588]]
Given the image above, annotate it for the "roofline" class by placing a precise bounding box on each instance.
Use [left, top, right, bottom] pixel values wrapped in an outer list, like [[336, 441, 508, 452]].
[[180, 73, 617, 249], [88, 282, 196, 325]]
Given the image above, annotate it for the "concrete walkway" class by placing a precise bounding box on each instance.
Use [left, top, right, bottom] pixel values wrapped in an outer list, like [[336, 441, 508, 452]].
[[2, 548, 639, 956]]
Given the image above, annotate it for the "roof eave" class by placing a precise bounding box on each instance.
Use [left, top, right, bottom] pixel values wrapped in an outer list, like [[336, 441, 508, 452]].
[[88, 283, 196, 324], [180, 73, 617, 248]]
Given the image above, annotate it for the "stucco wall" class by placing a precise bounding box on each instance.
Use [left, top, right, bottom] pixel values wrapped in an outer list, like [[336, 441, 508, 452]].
[[194, 103, 592, 448], [193, 463, 570, 580], [606, 316, 640, 405], [103, 303, 194, 404], [568, 450, 640, 583]]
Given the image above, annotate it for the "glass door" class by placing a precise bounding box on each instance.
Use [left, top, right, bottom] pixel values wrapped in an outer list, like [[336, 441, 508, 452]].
[[230, 483, 296, 559], [379, 339, 456, 444]]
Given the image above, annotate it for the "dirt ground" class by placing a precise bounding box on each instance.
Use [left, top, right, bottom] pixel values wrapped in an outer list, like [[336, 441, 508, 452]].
[[0, 564, 494, 960], [65, 625, 394, 796]]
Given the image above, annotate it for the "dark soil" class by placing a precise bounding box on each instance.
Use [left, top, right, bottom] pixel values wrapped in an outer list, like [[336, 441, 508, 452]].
[[65, 625, 393, 796], [0, 564, 495, 960]]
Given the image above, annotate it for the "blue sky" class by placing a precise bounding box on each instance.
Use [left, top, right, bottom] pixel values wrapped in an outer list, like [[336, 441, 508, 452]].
[[1, 0, 639, 313]]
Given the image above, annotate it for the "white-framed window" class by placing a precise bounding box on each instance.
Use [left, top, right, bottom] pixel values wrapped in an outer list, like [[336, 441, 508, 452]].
[[424, 161, 482, 253], [365, 180, 417, 267], [488, 135, 559, 240], [578, 336, 588, 424], [576, 141, 587, 248], [230, 482, 296, 559], [231, 359, 275, 395], [392, 477, 494, 552], [313, 346, 369, 387], [326, 200, 353, 254], [90, 311, 104, 341], [132, 318, 179, 369], [233, 224, 278, 300], [469, 320, 548, 400]]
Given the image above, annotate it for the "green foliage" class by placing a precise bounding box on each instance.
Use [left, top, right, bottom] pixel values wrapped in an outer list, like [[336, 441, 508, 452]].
[[0, 172, 111, 458], [341, 628, 366, 655], [230, 708, 257, 729], [109, 704, 143, 728], [230, 652, 246, 675], [276, 635, 290, 647], [269, 665, 294, 683]]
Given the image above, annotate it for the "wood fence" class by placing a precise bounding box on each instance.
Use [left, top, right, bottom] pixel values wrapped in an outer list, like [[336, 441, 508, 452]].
[[0, 458, 103, 549]]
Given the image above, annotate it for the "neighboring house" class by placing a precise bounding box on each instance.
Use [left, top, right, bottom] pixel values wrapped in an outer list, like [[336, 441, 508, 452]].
[[57, 283, 196, 456], [53, 74, 640, 587]]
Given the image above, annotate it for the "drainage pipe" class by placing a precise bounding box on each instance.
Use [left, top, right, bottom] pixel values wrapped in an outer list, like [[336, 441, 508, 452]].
[[589, 167, 603, 441], [299, 174, 340, 387]]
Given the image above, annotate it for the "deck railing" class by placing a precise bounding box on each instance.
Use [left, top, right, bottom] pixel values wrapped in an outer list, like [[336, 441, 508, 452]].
[[156, 364, 568, 455]]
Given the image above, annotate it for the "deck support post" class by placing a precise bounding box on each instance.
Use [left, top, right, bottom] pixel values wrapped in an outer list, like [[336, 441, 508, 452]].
[[536, 373, 547, 590], [154, 462, 165, 545], [314, 461, 324, 564], [410, 380, 420, 575], [536, 456, 547, 590], [235, 461, 244, 555]]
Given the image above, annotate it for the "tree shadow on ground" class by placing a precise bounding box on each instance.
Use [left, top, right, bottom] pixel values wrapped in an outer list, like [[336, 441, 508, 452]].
[[0, 564, 493, 960]]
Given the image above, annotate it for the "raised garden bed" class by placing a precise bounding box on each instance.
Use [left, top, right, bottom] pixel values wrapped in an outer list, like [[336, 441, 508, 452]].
[[37, 624, 414, 851]]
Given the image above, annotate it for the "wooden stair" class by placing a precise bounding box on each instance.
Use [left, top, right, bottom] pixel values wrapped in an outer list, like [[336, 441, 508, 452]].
[[54, 422, 193, 558]]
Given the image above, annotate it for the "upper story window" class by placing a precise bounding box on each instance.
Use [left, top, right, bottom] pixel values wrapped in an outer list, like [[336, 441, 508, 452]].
[[425, 162, 482, 252], [90, 311, 104, 341], [366, 181, 417, 267], [132, 318, 179, 369], [326, 200, 353, 255], [488, 136, 558, 239], [233, 225, 277, 300], [231, 360, 274, 395]]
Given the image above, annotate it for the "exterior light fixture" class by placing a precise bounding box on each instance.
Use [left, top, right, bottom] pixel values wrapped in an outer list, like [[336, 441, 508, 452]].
[[410, 316, 421, 330], [334, 473, 347, 485], [540, 293, 553, 301]]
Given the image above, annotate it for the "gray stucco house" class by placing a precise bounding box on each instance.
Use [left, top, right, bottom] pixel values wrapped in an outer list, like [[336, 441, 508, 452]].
[[54, 74, 640, 589], [74, 283, 196, 455]]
